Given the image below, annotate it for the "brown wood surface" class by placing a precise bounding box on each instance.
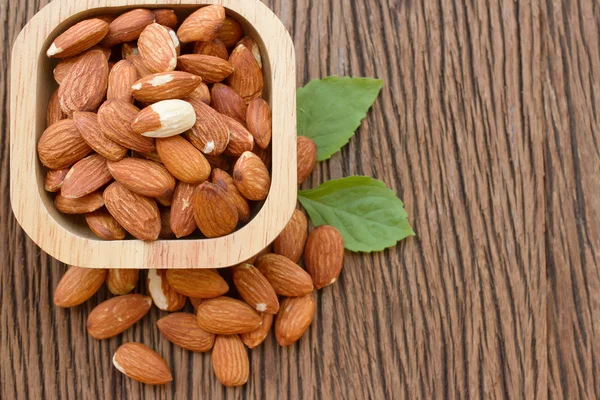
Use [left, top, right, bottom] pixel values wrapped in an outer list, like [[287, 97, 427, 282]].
[[0, 0, 598, 399]]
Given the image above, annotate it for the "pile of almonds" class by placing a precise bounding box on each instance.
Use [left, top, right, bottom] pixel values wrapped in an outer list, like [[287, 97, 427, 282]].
[[39, 6, 318, 241]]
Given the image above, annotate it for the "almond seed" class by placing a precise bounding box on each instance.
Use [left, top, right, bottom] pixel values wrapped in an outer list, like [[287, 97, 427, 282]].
[[196, 296, 261, 335], [192, 182, 239, 237], [85, 208, 126, 240], [157, 313, 215, 352], [87, 294, 152, 339], [132, 99, 196, 138], [53, 266, 106, 308], [113, 343, 172, 385], [212, 335, 249, 387], [165, 269, 229, 298], [147, 269, 187, 311], [275, 294, 316, 346], [256, 253, 314, 297]]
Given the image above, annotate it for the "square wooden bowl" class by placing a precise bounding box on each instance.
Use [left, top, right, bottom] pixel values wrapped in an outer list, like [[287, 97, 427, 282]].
[[10, 0, 297, 269]]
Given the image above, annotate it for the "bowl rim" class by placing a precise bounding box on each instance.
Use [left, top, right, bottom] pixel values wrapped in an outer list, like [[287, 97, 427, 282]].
[[10, 0, 297, 269]]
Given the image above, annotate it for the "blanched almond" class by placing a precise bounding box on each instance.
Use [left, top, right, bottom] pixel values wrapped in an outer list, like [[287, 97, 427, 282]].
[[132, 99, 196, 138]]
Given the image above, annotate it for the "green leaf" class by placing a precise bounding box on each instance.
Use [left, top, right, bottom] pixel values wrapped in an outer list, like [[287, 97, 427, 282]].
[[298, 176, 414, 252], [297, 77, 384, 161]]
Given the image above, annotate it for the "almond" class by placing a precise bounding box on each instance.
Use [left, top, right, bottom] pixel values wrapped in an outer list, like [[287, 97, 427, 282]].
[[147, 269, 187, 311], [107, 158, 176, 198], [241, 313, 273, 349], [212, 168, 250, 223], [53, 47, 111, 84], [131, 99, 196, 138], [193, 39, 229, 60], [185, 98, 230, 155], [157, 313, 215, 352], [196, 296, 261, 334], [232, 151, 270, 201], [156, 194, 173, 208], [237, 36, 262, 68], [233, 264, 279, 314], [86, 208, 126, 240], [177, 5, 225, 43], [58, 49, 108, 115], [205, 154, 230, 171], [166, 27, 181, 55], [45, 168, 69, 192], [297, 136, 318, 185], [246, 98, 272, 149], [55, 191, 104, 214], [217, 17, 244, 47], [47, 88, 66, 127], [60, 154, 112, 199], [185, 82, 211, 105], [87, 294, 152, 339], [113, 343, 172, 385], [304, 225, 344, 289], [121, 42, 154, 77], [154, 9, 178, 29], [131, 71, 201, 103], [256, 254, 314, 297], [253, 144, 272, 169], [190, 297, 203, 311], [222, 115, 254, 157], [156, 135, 211, 184], [170, 182, 198, 238], [275, 294, 316, 346], [38, 119, 92, 169], [73, 111, 128, 161], [132, 149, 162, 163], [165, 269, 229, 298], [192, 182, 238, 237], [106, 269, 139, 294], [211, 83, 247, 124], [53, 266, 106, 307], [107, 59, 139, 103], [227, 44, 263, 103], [47, 18, 109, 58], [273, 209, 308, 263], [103, 181, 161, 241], [177, 54, 234, 83], [212, 335, 249, 387], [138, 23, 177, 73], [97, 99, 156, 153], [102, 9, 155, 47]]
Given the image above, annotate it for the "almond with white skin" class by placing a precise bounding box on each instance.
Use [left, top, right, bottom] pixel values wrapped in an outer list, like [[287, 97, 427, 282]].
[[273, 209, 308, 263], [157, 313, 215, 352], [185, 81, 211, 105], [246, 98, 272, 149], [85, 208, 126, 240], [297, 136, 318, 185], [241, 313, 273, 349], [193, 39, 229, 60], [53, 266, 106, 308], [177, 5, 225, 43], [217, 17, 244, 47], [212, 335, 249, 387], [227, 44, 264, 103], [170, 182, 198, 238], [275, 294, 316, 346], [159, 208, 175, 239], [107, 158, 176, 199], [154, 9, 178, 29], [212, 168, 250, 223], [147, 269, 187, 311], [131, 71, 201, 103], [223, 115, 254, 157], [165, 269, 229, 298], [232, 151, 270, 201], [211, 83, 247, 124], [185, 98, 230, 155], [233, 264, 279, 314], [304, 225, 345, 289], [102, 9, 155, 47], [73, 111, 128, 161], [60, 154, 112, 199], [106, 269, 139, 295], [47, 89, 66, 127], [53, 47, 111, 84], [113, 343, 172, 385], [97, 99, 156, 153], [38, 120, 92, 169], [196, 296, 261, 335], [138, 23, 177, 73], [55, 191, 104, 214], [166, 27, 181, 55], [121, 43, 153, 77], [44, 168, 69, 192], [237, 36, 262, 68], [58, 49, 108, 115], [103, 181, 161, 241], [177, 54, 234, 84], [156, 135, 211, 184], [107, 60, 139, 103], [47, 18, 109, 58], [131, 99, 196, 138], [256, 254, 314, 297], [87, 294, 152, 339], [193, 182, 239, 237]]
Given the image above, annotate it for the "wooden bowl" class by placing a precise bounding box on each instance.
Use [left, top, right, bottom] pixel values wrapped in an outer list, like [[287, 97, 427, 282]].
[[10, 0, 297, 269]]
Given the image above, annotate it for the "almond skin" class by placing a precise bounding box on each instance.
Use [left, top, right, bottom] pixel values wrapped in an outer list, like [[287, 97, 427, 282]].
[[105, 269, 139, 295], [196, 296, 261, 334], [45, 168, 69, 192], [177, 54, 234, 84], [60, 154, 112, 199], [156, 135, 211, 184], [87, 294, 152, 339], [53, 47, 111, 85], [256, 254, 314, 297], [217, 17, 244, 48], [190, 297, 203, 311], [304, 225, 344, 289], [132, 99, 196, 138], [170, 182, 198, 238], [212, 168, 250, 223], [159, 208, 175, 239], [185, 82, 211, 105], [55, 191, 104, 214], [232, 151, 271, 201], [222, 115, 254, 157], [86, 208, 126, 240], [193, 39, 229, 60], [38, 119, 92, 169], [113, 343, 173, 385], [53, 266, 106, 307], [212, 335, 249, 387], [165, 269, 229, 298], [246, 98, 272, 149], [275, 294, 316, 346], [58, 49, 108, 115], [177, 5, 226, 43], [185, 98, 230, 155], [154, 9, 178, 29], [297, 136, 318, 185], [238, 36, 262, 68], [157, 313, 215, 352], [47, 18, 109, 58], [138, 23, 177, 73], [273, 209, 308, 263], [47, 89, 66, 127], [102, 9, 155, 47], [193, 182, 239, 237], [233, 264, 279, 314], [227, 44, 264, 103], [147, 269, 187, 311], [253, 144, 272, 169], [73, 111, 128, 161], [211, 83, 247, 124], [107, 158, 176, 199], [107, 60, 139, 103], [241, 313, 273, 349], [131, 71, 201, 103], [121, 42, 154, 77], [97, 99, 156, 153], [103, 181, 161, 241]]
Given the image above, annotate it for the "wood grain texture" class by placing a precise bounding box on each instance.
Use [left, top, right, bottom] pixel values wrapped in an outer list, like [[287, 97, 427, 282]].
[[0, 0, 597, 399]]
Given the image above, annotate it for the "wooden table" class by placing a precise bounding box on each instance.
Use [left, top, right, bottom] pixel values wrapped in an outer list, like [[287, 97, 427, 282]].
[[1, 0, 598, 398]]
